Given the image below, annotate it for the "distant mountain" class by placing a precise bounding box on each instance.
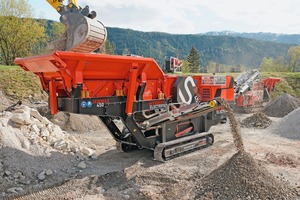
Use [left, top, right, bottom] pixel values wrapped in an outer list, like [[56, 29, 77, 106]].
[[41, 21, 296, 68], [107, 27, 296, 68], [203, 31, 300, 45]]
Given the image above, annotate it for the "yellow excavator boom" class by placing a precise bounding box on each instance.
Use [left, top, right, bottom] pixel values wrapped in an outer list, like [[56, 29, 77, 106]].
[[46, 0, 79, 11]]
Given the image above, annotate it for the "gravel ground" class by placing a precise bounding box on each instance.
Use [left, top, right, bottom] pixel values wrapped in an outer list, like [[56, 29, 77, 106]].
[[1, 94, 300, 199]]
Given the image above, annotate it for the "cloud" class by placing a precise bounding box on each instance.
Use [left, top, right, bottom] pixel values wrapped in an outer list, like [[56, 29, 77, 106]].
[[34, 0, 300, 34], [79, 0, 197, 33], [202, 0, 299, 25]]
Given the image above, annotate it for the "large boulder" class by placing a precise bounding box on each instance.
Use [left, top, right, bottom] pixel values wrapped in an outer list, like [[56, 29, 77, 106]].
[[10, 106, 31, 126]]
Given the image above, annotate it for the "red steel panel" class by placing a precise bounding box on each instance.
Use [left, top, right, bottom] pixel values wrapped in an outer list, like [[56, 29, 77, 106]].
[[15, 51, 235, 112]]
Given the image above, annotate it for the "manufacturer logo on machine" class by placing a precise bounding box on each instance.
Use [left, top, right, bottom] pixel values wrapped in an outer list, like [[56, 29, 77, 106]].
[[92, 99, 110, 108], [173, 76, 199, 105], [178, 76, 196, 104]]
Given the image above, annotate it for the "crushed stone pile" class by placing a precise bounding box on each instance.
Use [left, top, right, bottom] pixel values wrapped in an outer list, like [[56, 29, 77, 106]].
[[267, 107, 300, 140], [0, 106, 97, 197], [0, 105, 95, 156], [194, 98, 299, 199], [263, 93, 300, 117], [195, 151, 298, 200], [240, 112, 272, 128]]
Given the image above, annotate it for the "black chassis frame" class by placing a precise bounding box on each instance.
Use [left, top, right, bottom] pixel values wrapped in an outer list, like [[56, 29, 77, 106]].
[[57, 96, 221, 150]]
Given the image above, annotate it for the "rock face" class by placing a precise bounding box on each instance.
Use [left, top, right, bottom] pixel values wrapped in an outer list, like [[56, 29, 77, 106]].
[[263, 93, 300, 117], [268, 107, 300, 140], [195, 151, 298, 199]]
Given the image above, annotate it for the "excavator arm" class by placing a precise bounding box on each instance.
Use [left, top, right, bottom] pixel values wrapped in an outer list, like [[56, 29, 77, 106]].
[[45, 0, 107, 53], [46, 0, 79, 10], [46, 0, 62, 10]]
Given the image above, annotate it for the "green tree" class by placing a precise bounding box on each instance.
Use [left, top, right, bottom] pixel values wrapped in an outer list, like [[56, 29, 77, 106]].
[[122, 47, 130, 55], [96, 40, 115, 54], [49, 21, 65, 42], [187, 46, 200, 73], [288, 46, 300, 72], [0, 0, 45, 65], [32, 19, 50, 54], [207, 61, 217, 73], [260, 57, 273, 71], [180, 60, 189, 73], [260, 57, 288, 72], [105, 40, 115, 55]]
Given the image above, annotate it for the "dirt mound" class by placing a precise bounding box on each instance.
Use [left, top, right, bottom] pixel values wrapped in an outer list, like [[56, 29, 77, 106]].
[[37, 107, 104, 133], [268, 107, 300, 140], [68, 114, 104, 133], [263, 93, 300, 117], [241, 112, 272, 128], [195, 151, 298, 199]]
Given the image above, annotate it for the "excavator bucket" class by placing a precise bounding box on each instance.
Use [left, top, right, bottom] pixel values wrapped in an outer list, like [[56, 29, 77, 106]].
[[48, 2, 107, 53], [64, 12, 107, 52]]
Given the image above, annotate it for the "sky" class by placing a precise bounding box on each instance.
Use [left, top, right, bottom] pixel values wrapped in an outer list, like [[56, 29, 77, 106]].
[[28, 0, 300, 34]]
